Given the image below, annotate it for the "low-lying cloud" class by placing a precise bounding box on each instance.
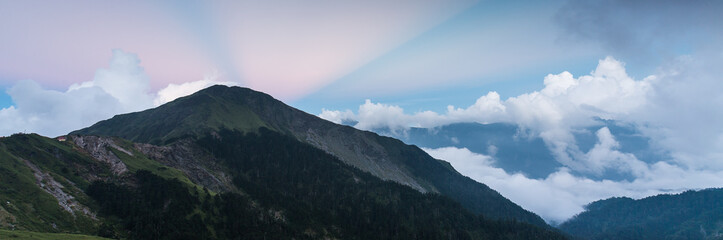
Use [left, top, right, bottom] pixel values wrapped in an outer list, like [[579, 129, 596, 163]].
[[423, 146, 723, 224], [0, 49, 237, 137], [321, 57, 658, 172], [321, 56, 723, 223]]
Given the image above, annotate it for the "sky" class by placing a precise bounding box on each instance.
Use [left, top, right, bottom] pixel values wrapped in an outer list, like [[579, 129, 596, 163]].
[[1, 0, 722, 223]]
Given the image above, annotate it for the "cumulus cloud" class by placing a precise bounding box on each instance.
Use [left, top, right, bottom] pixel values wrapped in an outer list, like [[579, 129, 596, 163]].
[[321, 56, 723, 174], [0, 50, 150, 137], [424, 146, 723, 224], [550, 0, 723, 171], [321, 57, 657, 172], [68, 49, 154, 111], [0, 49, 238, 137], [321, 99, 447, 134], [322, 56, 723, 222]]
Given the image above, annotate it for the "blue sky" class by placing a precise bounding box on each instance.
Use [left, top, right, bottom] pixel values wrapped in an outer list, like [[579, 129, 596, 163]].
[[0, 0, 671, 113], [0, 85, 11, 108], [1, 0, 722, 223]]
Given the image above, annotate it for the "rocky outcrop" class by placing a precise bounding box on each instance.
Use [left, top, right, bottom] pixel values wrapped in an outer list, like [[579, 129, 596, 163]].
[[70, 135, 128, 175], [71, 135, 235, 193], [133, 139, 236, 193], [22, 159, 95, 219]]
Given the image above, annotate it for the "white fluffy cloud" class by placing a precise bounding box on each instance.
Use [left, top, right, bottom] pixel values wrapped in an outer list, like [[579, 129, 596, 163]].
[[320, 56, 723, 173], [321, 57, 657, 172], [322, 56, 723, 223], [68, 49, 155, 112], [423, 146, 723, 224], [0, 50, 238, 137]]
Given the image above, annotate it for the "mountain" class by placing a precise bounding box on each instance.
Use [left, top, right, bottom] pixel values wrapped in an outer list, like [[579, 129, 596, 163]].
[[72, 85, 547, 226], [374, 121, 664, 181], [559, 188, 723, 240], [0, 85, 567, 239], [382, 123, 558, 179], [0, 133, 108, 234]]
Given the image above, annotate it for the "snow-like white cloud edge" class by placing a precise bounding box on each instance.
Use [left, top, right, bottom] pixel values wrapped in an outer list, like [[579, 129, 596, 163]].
[[423, 146, 723, 224]]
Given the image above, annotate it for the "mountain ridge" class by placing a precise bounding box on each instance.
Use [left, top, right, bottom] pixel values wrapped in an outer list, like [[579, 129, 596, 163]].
[[560, 188, 723, 239], [72, 85, 548, 226], [0, 129, 567, 239]]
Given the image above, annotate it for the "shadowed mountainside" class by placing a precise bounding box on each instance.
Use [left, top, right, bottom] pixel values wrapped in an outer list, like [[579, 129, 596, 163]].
[[72, 85, 548, 226]]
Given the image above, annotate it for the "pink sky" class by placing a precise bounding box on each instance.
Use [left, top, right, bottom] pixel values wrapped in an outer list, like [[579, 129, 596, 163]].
[[0, 0, 475, 100]]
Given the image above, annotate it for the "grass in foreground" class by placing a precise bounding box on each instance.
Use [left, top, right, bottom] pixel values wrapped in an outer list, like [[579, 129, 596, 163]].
[[0, 229, 109, 240]]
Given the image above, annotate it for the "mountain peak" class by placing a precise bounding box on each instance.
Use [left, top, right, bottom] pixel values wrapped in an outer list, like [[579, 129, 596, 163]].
[[71, 85, 549, 226], [71, 85, 287, 145]]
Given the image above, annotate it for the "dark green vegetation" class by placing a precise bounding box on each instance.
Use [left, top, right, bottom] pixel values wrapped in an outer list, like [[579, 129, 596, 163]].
[[560, 188, 723, 240], [1, 86, 569, 239], [0, 229, 109, 240], [86, 129, 566, 239], [0, 134, 107, 234], [69, 87, 269, 146], [73, 85, 546, 227]]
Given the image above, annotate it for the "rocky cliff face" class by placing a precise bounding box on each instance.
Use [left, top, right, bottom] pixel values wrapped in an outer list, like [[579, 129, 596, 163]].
[[22, 159, 95, 219], [70, 135, 236, 193], [70, 135, 129, 175], [133, 138, 236, 193]]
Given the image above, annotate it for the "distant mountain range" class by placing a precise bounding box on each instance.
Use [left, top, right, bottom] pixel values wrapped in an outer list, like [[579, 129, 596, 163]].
[[0, 85, 563, 239], [559, 188, 723, 240], [373, 121, 666, 181]]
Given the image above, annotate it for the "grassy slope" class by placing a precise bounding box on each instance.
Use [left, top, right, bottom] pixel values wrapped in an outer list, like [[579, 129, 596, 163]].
[[0, 134, 101, 234], [0, 134, 210, 236], [71, 88, 270, 145], [0, 229, 110, 240], [107, 138, 195, 186], [70, 85, 550, 227]]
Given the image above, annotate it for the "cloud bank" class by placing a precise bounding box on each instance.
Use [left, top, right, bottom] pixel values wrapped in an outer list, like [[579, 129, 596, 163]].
[[0, 50, 236, 137], [321, 57, 658, 171], [423, 146, 723, 224], [321, 56, 723, 222]]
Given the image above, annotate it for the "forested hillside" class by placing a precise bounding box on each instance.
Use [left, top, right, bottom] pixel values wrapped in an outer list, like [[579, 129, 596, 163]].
[[560, 188, 723, 240]]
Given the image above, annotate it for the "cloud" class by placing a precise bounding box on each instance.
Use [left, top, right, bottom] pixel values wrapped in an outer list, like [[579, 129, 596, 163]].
[[0, 50, 150, 137], [321, 57, 656, 173], [0, 49, 237, 137], [321, 56, 723, 174], [321, 99, 447, 134], [68, 49, 154, 112], [322, 55, 723, 223], [154, 71, 238, 106], [423, 146, 723, 224]]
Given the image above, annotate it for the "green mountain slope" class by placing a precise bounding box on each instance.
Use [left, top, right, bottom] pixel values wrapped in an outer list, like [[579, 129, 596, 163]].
[[71, 85, 547, 226], [0, 133, 209, 236], [0, 131, 567, 239], [85, 128, 566, 239], [0, 229, 110, 240], [0, 134, 107, 234], [70, 87, 270, 145], [559, 188, 723, 240]]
